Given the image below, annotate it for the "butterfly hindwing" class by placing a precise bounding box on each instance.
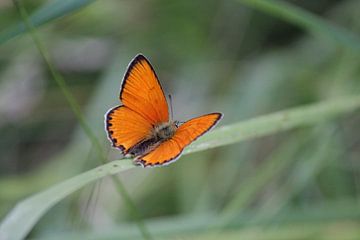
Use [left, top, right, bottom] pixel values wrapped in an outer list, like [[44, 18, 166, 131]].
[[135, 113, 223, 167], [106, 106, 152, 154]]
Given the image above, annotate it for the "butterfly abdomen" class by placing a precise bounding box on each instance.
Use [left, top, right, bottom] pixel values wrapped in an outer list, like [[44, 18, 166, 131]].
[[127, 137, 159, 156]]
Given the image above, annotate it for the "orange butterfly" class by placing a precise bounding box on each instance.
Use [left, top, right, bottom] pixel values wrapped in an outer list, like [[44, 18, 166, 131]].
[[105, 54, 222, 167]]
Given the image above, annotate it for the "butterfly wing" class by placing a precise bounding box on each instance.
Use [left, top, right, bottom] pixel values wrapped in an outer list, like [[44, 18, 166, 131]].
[[120, 54, 169, 125], [105, 54, 169, 154], [106, 106, 153, 154], [135, 113, 223, 167]]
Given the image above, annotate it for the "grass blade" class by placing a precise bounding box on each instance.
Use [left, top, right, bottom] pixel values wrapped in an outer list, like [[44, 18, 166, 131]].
[[237, 0, 360, 51], [0, 160, 133, 240], [186, 95, 360, 154], [1, 95, 359, 240], [0, 0, 95, 45], [12, 1, 152, 239]]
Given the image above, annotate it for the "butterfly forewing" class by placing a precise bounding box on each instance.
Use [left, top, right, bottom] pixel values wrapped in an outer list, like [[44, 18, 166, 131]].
[[135, 113, 222, 167], [106, 54, 170, 154], [120, 55, 169, 125]]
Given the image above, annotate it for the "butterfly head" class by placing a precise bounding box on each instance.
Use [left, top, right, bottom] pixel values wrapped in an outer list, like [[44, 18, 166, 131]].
[[174, 120, 180, 127]]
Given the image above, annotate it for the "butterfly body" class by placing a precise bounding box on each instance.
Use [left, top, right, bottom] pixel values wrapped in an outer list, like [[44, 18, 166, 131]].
[[152, 121, 178, 140], [105, 54, 222, 167], [126, 121, 178, 157]]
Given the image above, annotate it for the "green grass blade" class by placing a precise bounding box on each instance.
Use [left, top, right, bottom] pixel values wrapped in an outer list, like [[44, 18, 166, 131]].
[[185, 95, 360, 154], [1, 95, 360, 240], [12, 1, 152, 239], [12, 0, 104, 161], [0, 0, 95, 45], [237, 0, 360, 51], [0, 160, 133, 240], [29, 200, 360, 239]]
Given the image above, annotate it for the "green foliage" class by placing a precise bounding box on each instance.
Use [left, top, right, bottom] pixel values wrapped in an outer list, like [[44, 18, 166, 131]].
[[238, 0, 360, 51], [1, 95, 359, 240], [0, 0, 95, 45], [0, 0, 359, 240]]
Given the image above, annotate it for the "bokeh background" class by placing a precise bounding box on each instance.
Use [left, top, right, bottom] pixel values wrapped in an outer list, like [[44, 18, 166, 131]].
[[0, 0, 360, 239]]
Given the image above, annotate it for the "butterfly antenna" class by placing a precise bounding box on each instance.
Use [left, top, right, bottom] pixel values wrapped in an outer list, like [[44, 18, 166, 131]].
[[168, 94, 174, 120]]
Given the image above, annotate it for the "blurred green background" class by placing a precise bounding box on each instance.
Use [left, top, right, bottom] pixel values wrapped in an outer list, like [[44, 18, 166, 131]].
[[0, 0, 359, 239]]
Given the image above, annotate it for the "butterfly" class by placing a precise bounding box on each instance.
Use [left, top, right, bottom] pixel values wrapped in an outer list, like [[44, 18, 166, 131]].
[[105, 54, 223, 167]]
